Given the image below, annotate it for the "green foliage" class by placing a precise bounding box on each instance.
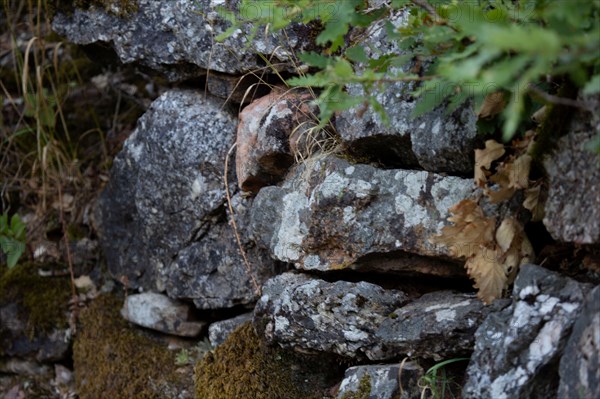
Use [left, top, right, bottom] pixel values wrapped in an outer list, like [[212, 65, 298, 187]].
[[418, 357, 469, 399], [217, 0, 599, 142], [0, 212, 27, 268]]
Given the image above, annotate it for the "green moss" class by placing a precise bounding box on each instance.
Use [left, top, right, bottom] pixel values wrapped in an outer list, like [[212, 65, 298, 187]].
[[73, 294, 191, 399], [195, 323, 341, 399], [0, 263, 70, 338], [341, 373, 372, 399]]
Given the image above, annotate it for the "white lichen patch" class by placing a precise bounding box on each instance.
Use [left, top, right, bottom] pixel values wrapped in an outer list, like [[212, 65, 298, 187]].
[[273, 191, 307, 262], [435, 309, 457, 322]]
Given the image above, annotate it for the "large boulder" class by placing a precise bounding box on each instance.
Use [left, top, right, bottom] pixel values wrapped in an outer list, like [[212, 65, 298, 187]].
[[94, 89, 276, 308], [250, 155, 478, 275], [335, 11, 479, 173], [51, 0, 315, 81], [462, 264, 593, 399]]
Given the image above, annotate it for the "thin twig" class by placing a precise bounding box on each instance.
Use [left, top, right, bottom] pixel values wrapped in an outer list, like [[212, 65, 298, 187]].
[[527, 83, 594, 112], [224, 142, 260, 295]]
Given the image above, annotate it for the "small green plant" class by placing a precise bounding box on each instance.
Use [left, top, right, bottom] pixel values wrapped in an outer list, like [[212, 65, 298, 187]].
[[0, 212, 27, 268], [418, 357, 469, 399], [175, 338, 213, 366]]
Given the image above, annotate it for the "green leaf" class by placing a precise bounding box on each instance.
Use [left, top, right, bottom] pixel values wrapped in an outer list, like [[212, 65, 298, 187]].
[[346, 46, 368, 63], [333, 58, 354, 79], [299, 52, 331, 69], [7, 241, 25, 269], [583, 75, 600, 95], [10, 214, 26, 241]]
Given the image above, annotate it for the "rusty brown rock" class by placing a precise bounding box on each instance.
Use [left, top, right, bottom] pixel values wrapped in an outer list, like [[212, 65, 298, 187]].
[[236, 89, 317, 193]]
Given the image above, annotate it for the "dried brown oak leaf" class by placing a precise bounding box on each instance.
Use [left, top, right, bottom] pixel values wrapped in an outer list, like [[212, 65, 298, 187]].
[[475, 140, 505, 186], [466, 246, 507, 304], [478, 92, 507, 119], [429, 199, 496, 259]]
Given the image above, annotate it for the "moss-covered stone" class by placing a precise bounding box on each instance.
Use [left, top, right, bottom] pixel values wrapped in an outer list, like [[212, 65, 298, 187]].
[[194, 322, 343, 399], [0, 263, 70, 338], [341, 373, 372, 399], [73, 294, 193, 399]]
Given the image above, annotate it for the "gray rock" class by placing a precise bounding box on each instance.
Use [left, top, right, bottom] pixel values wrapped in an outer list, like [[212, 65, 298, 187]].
[[254, 273, 408, 359], [121, 292, 205, 337], [250, 155, 477, 273], [543, 95, 600, 244], [377, 291, 509, 361], [558, 285, 600, 399], [164, 194, 280, 309], [51, 0, 315, 81], [95, 89, 276, 308], [95, 89, 236, 290], [208, 313, 252, 347], [336, 362, 424, 399], [463, 264, 593, 399], [336, 11, 479, 173]]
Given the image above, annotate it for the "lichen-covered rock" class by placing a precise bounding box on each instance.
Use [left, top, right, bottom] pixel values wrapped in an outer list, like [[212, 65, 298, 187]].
[[336, 11, 479, 173], [208, 313, 252, 347], [462, 264, 593, 399], [377, 291, 509, 361], [120, 292, 205, 337], [51, 0, 315, 81], [0, 263, 71, 363], [250, 155, 477, 274], [543, 95, 600, 244], [254, 273, 409, 359], [558, 285, 600, 399], [236, 89, 317, 193], [337, 363, 423, 399], [164, 194, 281, 309], [74, 295, 193, 399], [95, 89, 277, 308], [195, 322, 343, 399], [94, 89, 235, 289]]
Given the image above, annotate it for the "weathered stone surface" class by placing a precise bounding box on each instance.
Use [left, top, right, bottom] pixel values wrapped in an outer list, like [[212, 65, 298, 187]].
[[336, 11, 479, 173], [543, 95, 600, 244], [95, 89, 236, 290], [208, 313, 252, 347], [236, 89, 317, 193], [250, 155, 478, 273], [164, 194, 281, 309], [254, 273, 408, 360], [52, 1, 315, 81], [120, 292, 205, 337], [558, 285, 600, 399], [377, 291, 509, 361], [336, 363, 423, 399], [463, 264, 592, 399]]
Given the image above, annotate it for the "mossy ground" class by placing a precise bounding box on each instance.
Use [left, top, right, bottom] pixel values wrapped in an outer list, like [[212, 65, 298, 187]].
[[0, 263, 70, 339], [340, 373, 372, 399], [73, 294, 193, 399], [194, 322, 343, 399]]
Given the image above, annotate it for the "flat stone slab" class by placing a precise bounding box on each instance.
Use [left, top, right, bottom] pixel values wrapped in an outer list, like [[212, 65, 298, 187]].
[[250, 155, 479, 273], [52, 1, 315, 81], [121, 292, 205, 337]]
